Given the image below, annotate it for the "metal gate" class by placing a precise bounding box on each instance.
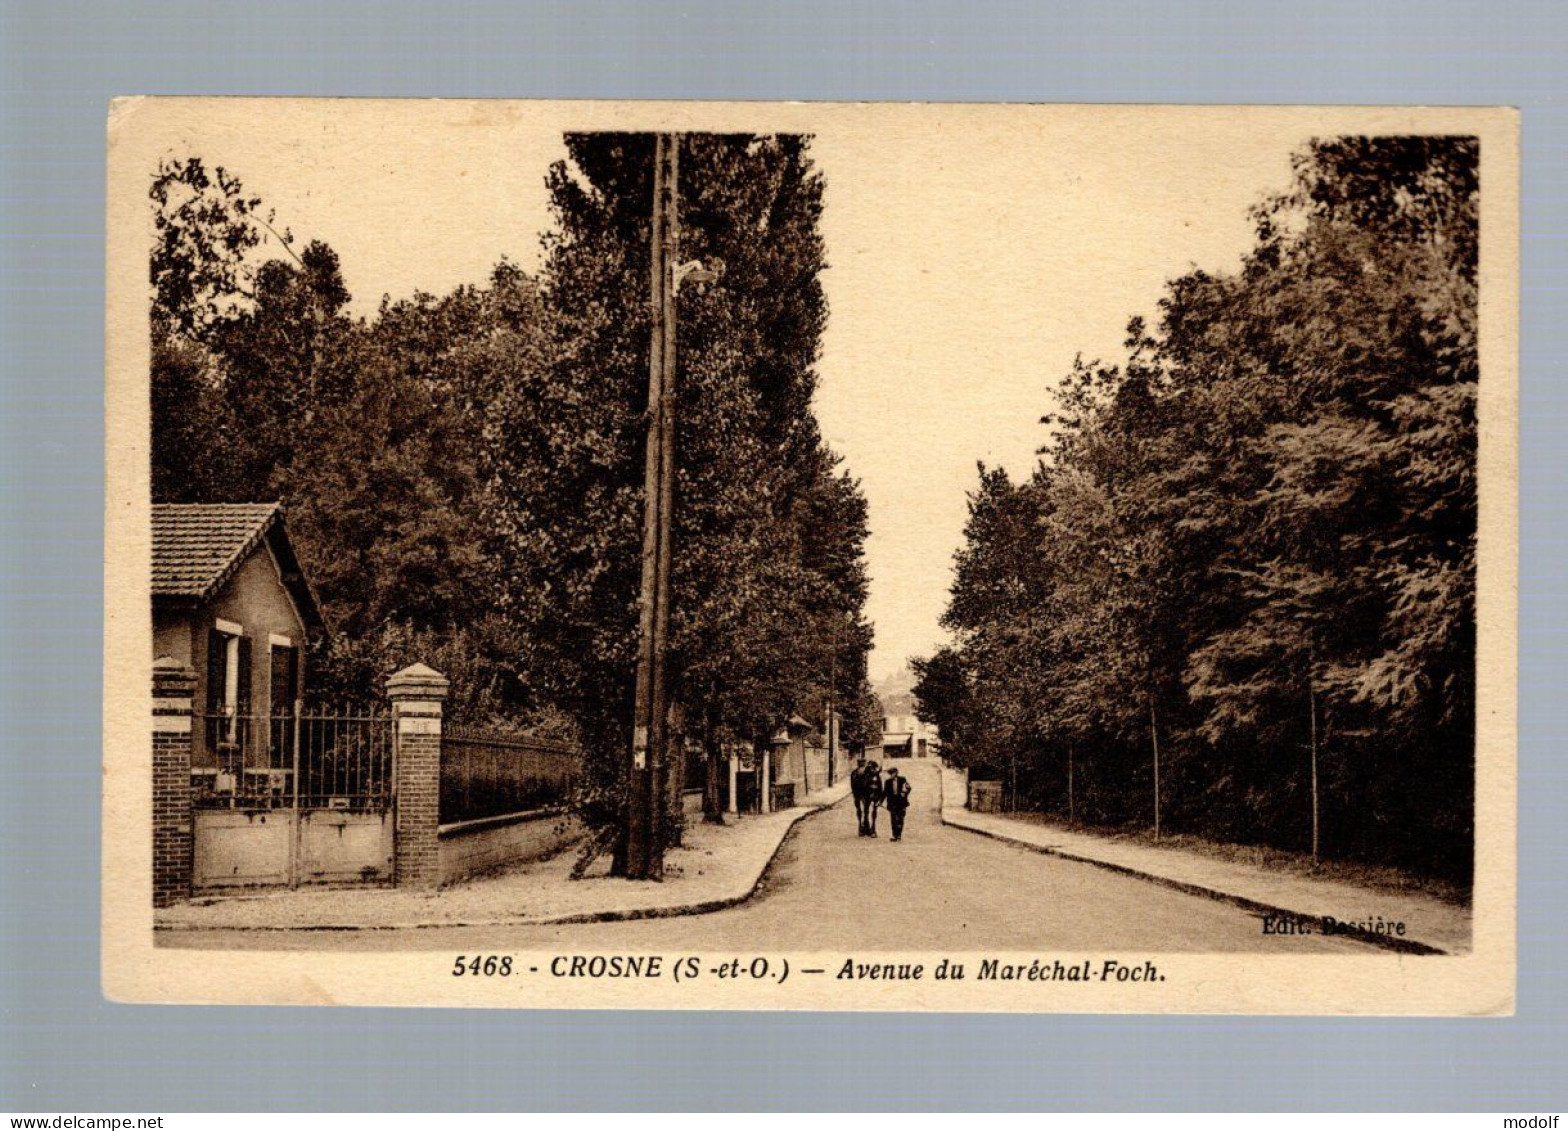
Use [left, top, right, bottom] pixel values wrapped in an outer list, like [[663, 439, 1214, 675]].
[[191, 706, 396, 890]]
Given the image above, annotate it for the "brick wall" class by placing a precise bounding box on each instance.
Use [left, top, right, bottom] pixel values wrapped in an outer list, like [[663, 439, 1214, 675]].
[[439, 810, 584, 885], [388, 663, 448, 890], [152, 657, 196, 908]]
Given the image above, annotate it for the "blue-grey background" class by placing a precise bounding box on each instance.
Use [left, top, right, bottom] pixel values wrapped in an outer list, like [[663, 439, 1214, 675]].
[[1, 0, 1562, 1112]]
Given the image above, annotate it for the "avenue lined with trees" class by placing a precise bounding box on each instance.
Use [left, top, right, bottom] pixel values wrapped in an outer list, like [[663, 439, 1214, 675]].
[[913, 137, 1479, 882], [150, 131, 1481, 887]]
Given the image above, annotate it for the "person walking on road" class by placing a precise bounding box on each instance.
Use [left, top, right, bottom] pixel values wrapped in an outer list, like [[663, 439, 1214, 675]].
[[884, 766, 911, 842]]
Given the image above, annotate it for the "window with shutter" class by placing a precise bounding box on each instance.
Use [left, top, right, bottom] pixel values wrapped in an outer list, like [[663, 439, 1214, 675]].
[[206, 628, 227, 713], [269, 645, 297, 716], [204, 628, 228, 762], [205, 624, 245, 774], [236, 635, 252, 714], [269, 645, 298, 766], [235, 635, 252, 775]]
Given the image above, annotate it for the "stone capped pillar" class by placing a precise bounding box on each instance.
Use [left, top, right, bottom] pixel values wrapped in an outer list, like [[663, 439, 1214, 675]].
[[152, 656, 196, 908], [386, 663, 448, 889]]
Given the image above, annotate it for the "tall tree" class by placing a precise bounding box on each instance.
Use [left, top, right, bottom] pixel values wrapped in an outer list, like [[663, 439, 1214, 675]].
[[517, 132, 870, 870], [150, 156, 562, 726], [921, 136, 1478, 878], [149, 157, 285, 502], [150, 156, 284, 345]]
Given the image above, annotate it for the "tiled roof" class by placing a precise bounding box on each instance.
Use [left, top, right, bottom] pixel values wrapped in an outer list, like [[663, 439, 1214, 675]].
[[152, 503, 282, 599]]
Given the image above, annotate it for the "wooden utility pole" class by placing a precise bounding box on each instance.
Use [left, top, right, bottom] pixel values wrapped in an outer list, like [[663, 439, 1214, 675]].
[[1149, 698, 1162, 839], [626, 134, 718, 878], [1309, 670, 1321, 865], [627, 133, 672, 880], [826, 618, 839, 786], [651, 136, 683, 862], [1067, 746, 1075, 823]]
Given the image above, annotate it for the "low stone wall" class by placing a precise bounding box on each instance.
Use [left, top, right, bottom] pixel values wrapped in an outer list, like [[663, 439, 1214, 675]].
[[438, 808, 583, 886], [773, 744, 834, 795]]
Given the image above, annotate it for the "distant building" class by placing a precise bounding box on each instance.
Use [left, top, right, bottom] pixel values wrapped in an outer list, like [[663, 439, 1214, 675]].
[[880, 691, 940, 759]]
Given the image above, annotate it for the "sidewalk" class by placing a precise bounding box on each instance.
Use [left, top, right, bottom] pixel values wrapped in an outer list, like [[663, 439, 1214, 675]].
[[157, 779, 851, 932], [939, 767, 1470, 954]]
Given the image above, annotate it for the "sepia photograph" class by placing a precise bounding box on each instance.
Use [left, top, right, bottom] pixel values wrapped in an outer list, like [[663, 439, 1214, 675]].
[[103, 100, 1517, 1013]]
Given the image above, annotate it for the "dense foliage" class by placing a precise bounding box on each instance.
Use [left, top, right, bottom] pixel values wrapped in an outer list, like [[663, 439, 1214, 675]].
[[522, 134, 872, 851], [913, 138, 1478, 881], [150, 140, 873, 863]]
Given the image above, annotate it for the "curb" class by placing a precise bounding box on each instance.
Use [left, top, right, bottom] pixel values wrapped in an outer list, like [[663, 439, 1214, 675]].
[[156, 792, 847, 934], [938, 799, 1448, 957]]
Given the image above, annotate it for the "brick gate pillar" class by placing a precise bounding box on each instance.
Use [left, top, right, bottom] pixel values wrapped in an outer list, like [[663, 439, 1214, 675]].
[[387, 663, 448, 889], [152, 656, 196, 908]]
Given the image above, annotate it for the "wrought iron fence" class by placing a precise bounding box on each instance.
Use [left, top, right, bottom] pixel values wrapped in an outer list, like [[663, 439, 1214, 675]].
[[441, 726, 578, 826], [192, 706, 394, 812]]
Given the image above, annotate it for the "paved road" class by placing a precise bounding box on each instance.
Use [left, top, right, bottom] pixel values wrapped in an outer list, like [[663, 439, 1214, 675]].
[[171, 762, 1368, 953]]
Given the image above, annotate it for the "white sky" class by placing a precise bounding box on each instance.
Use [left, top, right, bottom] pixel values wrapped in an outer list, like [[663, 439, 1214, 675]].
[[133, 100, 1312, 682]]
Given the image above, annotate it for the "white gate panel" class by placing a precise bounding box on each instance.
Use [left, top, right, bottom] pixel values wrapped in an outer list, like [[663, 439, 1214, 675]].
[[193, 809, 293, 888], [298, 810, 394, 885]]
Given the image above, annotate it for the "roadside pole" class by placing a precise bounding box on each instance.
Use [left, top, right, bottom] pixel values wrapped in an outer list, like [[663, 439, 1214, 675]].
[[627, 133, 717, 878], [827, 619, 838, 786], [627, 132, 670, 880], [1150, 697, 1162, 839], [1309, 671, 1321, 864], [1067, 745, 1075, 823], [649, 134, 682, 875]]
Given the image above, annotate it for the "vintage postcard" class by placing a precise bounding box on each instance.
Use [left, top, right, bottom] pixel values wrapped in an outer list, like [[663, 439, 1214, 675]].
[[103, 99, 1517, 1013]]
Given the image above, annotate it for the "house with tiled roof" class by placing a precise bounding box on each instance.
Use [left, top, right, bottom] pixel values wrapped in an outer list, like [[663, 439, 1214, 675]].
[[152, 503, 324, 773]]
